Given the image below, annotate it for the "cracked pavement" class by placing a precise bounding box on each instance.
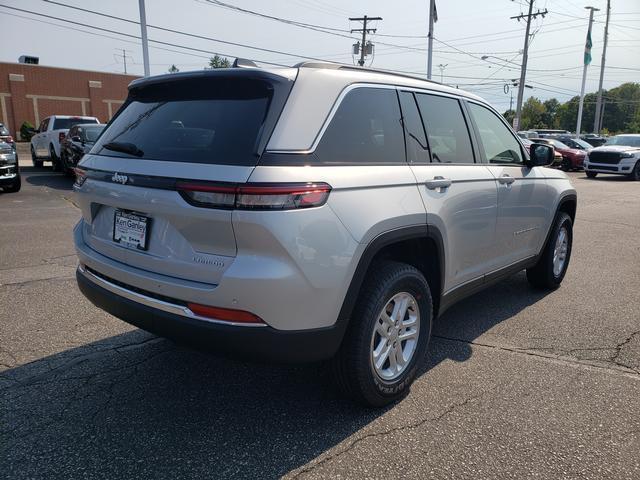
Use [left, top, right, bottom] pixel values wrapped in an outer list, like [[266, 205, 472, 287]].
[[1, 151, 639, 479]]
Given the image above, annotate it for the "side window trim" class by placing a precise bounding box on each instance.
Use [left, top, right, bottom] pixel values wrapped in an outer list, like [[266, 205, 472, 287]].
[[459, 99, 484, 165], [464, 99, 526, 164], [398, 90, 432, 164]]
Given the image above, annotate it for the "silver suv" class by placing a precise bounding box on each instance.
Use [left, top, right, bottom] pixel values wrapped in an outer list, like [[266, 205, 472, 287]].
[[74, 63, 576, 406]]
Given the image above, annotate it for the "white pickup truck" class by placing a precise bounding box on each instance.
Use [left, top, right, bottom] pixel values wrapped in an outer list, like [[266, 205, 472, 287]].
[[584, 134, 640, 181], [30, 115, 99, 169]]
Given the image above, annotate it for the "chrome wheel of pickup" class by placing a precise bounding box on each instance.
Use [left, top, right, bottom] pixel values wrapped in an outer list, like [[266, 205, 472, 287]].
[[370, 292, 420, 382]]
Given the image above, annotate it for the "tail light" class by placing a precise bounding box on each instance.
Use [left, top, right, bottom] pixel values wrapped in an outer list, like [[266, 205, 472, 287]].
[[73, 167, 87, 187], [59, 132, 66, 142], [187, 303, 265, 324], [176, 182, 332, 210]]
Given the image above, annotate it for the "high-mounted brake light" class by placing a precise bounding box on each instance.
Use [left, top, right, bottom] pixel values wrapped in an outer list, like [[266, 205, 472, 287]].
[[176, 182, 332, 210], [187, 303, 265, 324]]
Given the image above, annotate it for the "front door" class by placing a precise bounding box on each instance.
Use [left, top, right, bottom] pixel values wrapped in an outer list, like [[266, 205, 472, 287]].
[[402, 91, 498, 293], [466, 102, 552, 268]]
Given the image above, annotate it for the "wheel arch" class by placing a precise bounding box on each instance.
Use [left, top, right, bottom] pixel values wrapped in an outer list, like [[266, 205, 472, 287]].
[[337, 225, 445, 326]]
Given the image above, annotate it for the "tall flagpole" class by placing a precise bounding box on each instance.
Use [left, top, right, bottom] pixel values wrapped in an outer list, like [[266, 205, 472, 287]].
[[576, 6, 599, 137]]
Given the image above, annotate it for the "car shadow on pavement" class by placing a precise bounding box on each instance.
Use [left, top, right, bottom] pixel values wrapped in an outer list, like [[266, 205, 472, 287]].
[[1, 273, 549, 479], [24, 167, 74, 191]]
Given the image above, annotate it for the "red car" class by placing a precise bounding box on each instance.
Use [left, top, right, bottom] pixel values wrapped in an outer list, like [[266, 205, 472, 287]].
[[531, 138, 586, 171]]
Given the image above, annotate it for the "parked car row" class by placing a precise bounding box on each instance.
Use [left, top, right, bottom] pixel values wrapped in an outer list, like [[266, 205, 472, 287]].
[[30, 115, 105, 173], [584, 134, 640, 180]]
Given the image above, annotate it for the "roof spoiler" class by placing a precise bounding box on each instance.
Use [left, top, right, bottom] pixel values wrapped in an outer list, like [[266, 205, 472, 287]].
[[232, 58, 258, 68]]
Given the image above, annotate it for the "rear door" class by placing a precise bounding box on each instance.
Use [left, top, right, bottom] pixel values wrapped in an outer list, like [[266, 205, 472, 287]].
[[34, 118, 49, 156], [404, 91, 498, 292], [466, 101, 552, 267], [75, 71, 294, 285]]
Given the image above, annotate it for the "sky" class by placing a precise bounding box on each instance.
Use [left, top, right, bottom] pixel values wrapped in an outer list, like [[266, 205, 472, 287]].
[[1, 0, 639, 111]]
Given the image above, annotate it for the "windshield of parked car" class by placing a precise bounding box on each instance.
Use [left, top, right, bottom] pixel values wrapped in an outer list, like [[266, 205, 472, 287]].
[[83, 126, 104, 142], [604, 135, 640, 147], [559, 137, 592, 150], [545, 139, 570, 149], [53, 117, 98, 130]]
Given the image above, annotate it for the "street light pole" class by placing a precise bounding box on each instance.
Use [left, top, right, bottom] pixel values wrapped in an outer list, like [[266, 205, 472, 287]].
[[138, 0, 150, 77]]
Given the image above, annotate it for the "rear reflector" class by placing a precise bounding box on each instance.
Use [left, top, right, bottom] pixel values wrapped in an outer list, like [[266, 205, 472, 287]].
[[73, 167, 87, 187], [187, 303, 265, 324], [177, 182, 331, 210]]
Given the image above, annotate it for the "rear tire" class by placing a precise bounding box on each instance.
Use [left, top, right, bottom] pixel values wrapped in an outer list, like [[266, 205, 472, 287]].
[[585, 171, 597, 179], [50, 144, 60, 172], [31, 146, 43, 168], [561, 157, 571, 172], [527, 212, 572, 290], [332, 261, 433, 407]]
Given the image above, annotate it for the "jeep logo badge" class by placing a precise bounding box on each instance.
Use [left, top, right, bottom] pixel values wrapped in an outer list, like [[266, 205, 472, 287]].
[[112, 173, 128, 185]]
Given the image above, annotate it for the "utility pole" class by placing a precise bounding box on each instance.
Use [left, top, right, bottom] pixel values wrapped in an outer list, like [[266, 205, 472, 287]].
[[138, 0, 150, 76], [576, 6, 599, 138], [593, 0, 610, 133], [114, 49, 131, 74], [511, 1, 547, 131], [350, 15, 382, 66], [437, 63, 447, 83], [427, 0, 437, 79]]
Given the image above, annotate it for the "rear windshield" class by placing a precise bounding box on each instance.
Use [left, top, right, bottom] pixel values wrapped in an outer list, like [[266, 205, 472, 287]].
[[53, 117, 98, 130], [93, 77, 274, 166]]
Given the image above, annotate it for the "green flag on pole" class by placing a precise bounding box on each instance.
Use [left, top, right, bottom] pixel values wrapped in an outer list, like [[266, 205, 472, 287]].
[[584, 28, 592, 65]]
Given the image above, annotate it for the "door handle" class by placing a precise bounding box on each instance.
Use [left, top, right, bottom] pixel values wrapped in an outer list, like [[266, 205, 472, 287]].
[[497, 174, 515, 185], [425, 176, 452, 190]]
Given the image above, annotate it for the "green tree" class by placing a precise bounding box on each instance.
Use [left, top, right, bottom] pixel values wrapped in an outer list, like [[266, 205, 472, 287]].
[[542, 98, 560, 128], [502, 109, 516, 127], [520, 97, 545, 130], [168, 64, 180, 74], [208, 55, 231, 69]]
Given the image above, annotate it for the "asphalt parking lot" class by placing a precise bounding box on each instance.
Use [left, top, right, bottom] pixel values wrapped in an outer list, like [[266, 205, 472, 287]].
[[1, 144, 639, 479]]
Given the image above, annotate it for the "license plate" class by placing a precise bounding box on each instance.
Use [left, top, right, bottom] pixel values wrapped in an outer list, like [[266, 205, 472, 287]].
[[113, 210, 149, 250]]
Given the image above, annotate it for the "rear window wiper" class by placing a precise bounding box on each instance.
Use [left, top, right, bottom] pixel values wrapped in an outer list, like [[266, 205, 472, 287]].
[[102, 141, 144, 157]]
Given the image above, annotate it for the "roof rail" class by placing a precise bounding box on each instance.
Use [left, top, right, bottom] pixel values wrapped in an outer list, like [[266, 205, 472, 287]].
[[294, 61, 442, 86]]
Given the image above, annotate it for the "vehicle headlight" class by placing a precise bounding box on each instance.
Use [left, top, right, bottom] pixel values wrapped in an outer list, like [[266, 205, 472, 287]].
[[621, 152, 635, 158]]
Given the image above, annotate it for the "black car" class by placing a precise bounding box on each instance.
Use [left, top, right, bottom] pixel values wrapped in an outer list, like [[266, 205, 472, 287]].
[[552, 135, 594, 152], [59, 123, 105, 174], [0, 122, 16, 158], [0, 140, 20, 193], [580, 134, 607, 147]]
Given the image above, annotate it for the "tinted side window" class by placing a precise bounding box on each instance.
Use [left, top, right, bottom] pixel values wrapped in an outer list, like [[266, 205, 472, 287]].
[[415, 94, 475, 164], [399, 91, 430, 164], [316, 88, 405, 164], [468, 103, 523, 165]]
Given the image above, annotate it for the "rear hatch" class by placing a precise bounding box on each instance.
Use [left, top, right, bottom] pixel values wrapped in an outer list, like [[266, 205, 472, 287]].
[[76, 69, 296, 284]]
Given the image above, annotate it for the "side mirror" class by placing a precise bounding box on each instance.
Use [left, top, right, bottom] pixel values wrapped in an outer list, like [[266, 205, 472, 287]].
[[71, 136, 82, 142], [527, 143, 554, 167]]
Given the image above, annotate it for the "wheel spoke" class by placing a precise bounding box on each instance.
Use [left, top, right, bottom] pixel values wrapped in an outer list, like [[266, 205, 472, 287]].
[[394, 345, 406, 367], [398, 329, 418, 342], [388, 345, 399, 373], [375, 320, 390, 339], [374, 343, 392, 370], [391, 295, 410, 323]]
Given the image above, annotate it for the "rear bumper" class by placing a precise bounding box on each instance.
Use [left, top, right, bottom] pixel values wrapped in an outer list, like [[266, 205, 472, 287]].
[[76, 266, 344, 363]]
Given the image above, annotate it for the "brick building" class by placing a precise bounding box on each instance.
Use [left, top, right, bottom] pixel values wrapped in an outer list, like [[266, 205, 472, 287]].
[[0, 62, 139, 139]]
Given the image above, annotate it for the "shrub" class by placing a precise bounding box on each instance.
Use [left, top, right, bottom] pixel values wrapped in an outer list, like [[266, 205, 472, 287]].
[[20, 120, 35, 142]]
